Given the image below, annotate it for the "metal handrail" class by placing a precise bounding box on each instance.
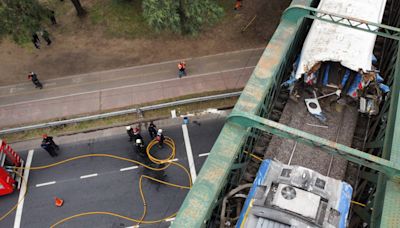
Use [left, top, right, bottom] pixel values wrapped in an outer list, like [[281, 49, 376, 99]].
[[0, 91, 241, 135]]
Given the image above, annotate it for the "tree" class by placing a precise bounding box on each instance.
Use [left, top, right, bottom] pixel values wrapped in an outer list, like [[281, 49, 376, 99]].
[[142, 0, 223, 35], [0, 0, 48, 43], [70, 0, 86, 17]]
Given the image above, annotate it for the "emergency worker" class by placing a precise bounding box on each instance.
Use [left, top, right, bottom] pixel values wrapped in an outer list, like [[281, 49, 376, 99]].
[[133, 127, 143, 142], [41, 134, 59, 157], [126, 126, 134, 141], [148, 122, 157, 139], [135, 138, 146, 157], [156, 129, 165, 148]]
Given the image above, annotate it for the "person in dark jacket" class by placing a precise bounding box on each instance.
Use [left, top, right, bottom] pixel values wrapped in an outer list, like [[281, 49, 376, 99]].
[[28, 72, 43, 89], [148, 122, 157, 139], [126, 126, 134, 141], [41, 134, 59, 157], [32, 33, 40, 49], [135, 138, 146, 157], [132, 127, 143, 142]]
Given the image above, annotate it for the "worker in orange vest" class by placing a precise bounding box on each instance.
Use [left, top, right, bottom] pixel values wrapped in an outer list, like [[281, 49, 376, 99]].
[[234, 0, 242, 10], [178, 61, 186, 78]]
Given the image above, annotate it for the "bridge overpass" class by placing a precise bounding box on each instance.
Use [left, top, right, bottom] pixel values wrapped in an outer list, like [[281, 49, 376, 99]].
[[173, 0, 400, 227]]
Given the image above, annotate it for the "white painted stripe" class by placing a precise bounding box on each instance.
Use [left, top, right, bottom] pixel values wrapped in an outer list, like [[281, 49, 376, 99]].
[[0, 66, 255, 108], [14, 149, 34, 228], [120, 166, 139, 172], [165, 217, 176, 222], [35, 181, 56, 187], [167, 158, 179, 162], [125, 225, 139, 228], [182, 124, 197, 183], [80, 173, 98, 179], [198, 153, 210, 157]]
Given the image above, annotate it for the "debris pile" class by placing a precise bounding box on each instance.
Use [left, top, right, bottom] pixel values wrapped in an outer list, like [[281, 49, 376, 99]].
[[282, 57, 390, 121]]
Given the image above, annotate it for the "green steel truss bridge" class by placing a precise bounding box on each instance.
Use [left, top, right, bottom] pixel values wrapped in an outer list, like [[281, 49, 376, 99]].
[[173, 0, 400, 227]]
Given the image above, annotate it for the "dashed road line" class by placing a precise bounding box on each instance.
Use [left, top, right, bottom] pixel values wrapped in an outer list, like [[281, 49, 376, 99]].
[[35, 181, 56, 188], [80, 173, 98, 179], [14, 149, 34, 228], [182, 124, 197, 183], [168, 158, 179, 162], [198, 152, 210, 157], [120, 166, 139, 172]]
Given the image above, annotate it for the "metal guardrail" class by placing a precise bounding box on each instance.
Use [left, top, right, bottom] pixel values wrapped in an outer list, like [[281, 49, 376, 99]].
[[0, 91, 241, 135]]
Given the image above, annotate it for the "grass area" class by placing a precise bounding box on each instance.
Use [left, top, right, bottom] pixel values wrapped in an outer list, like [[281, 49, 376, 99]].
[[90, 0, 152, 38], [2, 90, 240, 143]]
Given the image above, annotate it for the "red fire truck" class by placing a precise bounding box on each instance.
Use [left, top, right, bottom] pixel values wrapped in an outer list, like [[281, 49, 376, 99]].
[[0, 139, 24, 196]]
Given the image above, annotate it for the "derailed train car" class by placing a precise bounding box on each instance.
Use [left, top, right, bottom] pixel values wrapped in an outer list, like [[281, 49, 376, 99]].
[[236, 160, 352, 228], [283, 0, 389, 120], [237, 0, 387, 227]]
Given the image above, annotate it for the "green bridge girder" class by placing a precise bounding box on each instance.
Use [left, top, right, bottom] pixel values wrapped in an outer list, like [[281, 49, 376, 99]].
[[173, 1, 400, 227]]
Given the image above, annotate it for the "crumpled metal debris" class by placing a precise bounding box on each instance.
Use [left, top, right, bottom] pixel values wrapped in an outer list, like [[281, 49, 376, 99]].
[[282, 56, 390, 118]]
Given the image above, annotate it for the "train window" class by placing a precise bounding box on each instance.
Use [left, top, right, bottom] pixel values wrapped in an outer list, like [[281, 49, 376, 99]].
[[315, 178, 326, 189], [280, 168, 292, 178]]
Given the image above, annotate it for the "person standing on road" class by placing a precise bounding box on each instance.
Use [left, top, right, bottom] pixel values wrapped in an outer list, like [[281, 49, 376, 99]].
[[148, 122, 157, 139], [28, 72, 43, 89], [41, 134, 59, 157], [126, 126, 134, 141], [156, 129, 165, 148], [135, 138, 146, 157], [133, 127, 144, 142], [178, 61, 186, 78]]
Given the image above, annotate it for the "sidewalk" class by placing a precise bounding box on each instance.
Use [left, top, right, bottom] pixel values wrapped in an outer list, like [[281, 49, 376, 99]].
[[0, 48, 263, 128]]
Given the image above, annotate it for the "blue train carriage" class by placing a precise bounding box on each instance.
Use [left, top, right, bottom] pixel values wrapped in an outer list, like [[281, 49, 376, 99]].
[[236, 160, 353, 228]]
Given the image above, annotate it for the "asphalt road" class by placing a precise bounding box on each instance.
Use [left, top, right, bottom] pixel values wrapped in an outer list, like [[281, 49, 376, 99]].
[[0, 115, 226, 228], [0, 48, 261, 127]]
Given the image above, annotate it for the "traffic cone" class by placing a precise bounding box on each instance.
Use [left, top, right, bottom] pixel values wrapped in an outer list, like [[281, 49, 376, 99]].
[[55, 197, 64, 207]]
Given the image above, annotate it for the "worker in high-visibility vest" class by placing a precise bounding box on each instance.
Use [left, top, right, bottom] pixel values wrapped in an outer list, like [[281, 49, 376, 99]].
[[234, 0, 242, 10], [178, 61, 186, 78]]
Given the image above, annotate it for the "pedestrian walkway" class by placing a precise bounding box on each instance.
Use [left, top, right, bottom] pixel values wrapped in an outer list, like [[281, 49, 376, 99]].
[[0, 48, 263, 128]]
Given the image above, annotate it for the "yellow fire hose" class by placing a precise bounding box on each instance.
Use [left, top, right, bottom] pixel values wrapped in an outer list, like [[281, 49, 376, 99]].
[[0, 137, 191, 227]]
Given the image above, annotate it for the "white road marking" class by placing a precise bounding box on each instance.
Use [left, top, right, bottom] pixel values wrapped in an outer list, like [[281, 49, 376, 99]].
[[165, 217, 176, 222], [125, 225, 139, 228], [167, 158, 179, 162], [120, 166, 139, 172], [14, 150, 34, 228], [0, 66, 255, 108], [198, 153, 210, 157], [35, 181, 56, 187], [80, 173, 98, 179], [182, 124, 197, 183]]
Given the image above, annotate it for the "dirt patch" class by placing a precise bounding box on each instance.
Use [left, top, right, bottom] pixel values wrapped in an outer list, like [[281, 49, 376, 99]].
[[0, 0, 290, 86]]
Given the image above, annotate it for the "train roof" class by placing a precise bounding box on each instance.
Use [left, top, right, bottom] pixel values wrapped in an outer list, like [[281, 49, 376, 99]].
[[295, 0, 387, 79]]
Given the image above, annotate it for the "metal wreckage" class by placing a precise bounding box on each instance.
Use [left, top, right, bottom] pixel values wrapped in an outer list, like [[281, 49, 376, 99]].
[[282, 57, 390, 122]]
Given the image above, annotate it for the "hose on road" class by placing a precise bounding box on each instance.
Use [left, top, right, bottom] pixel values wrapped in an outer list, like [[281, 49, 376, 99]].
[[0, 137, 191, 227]]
